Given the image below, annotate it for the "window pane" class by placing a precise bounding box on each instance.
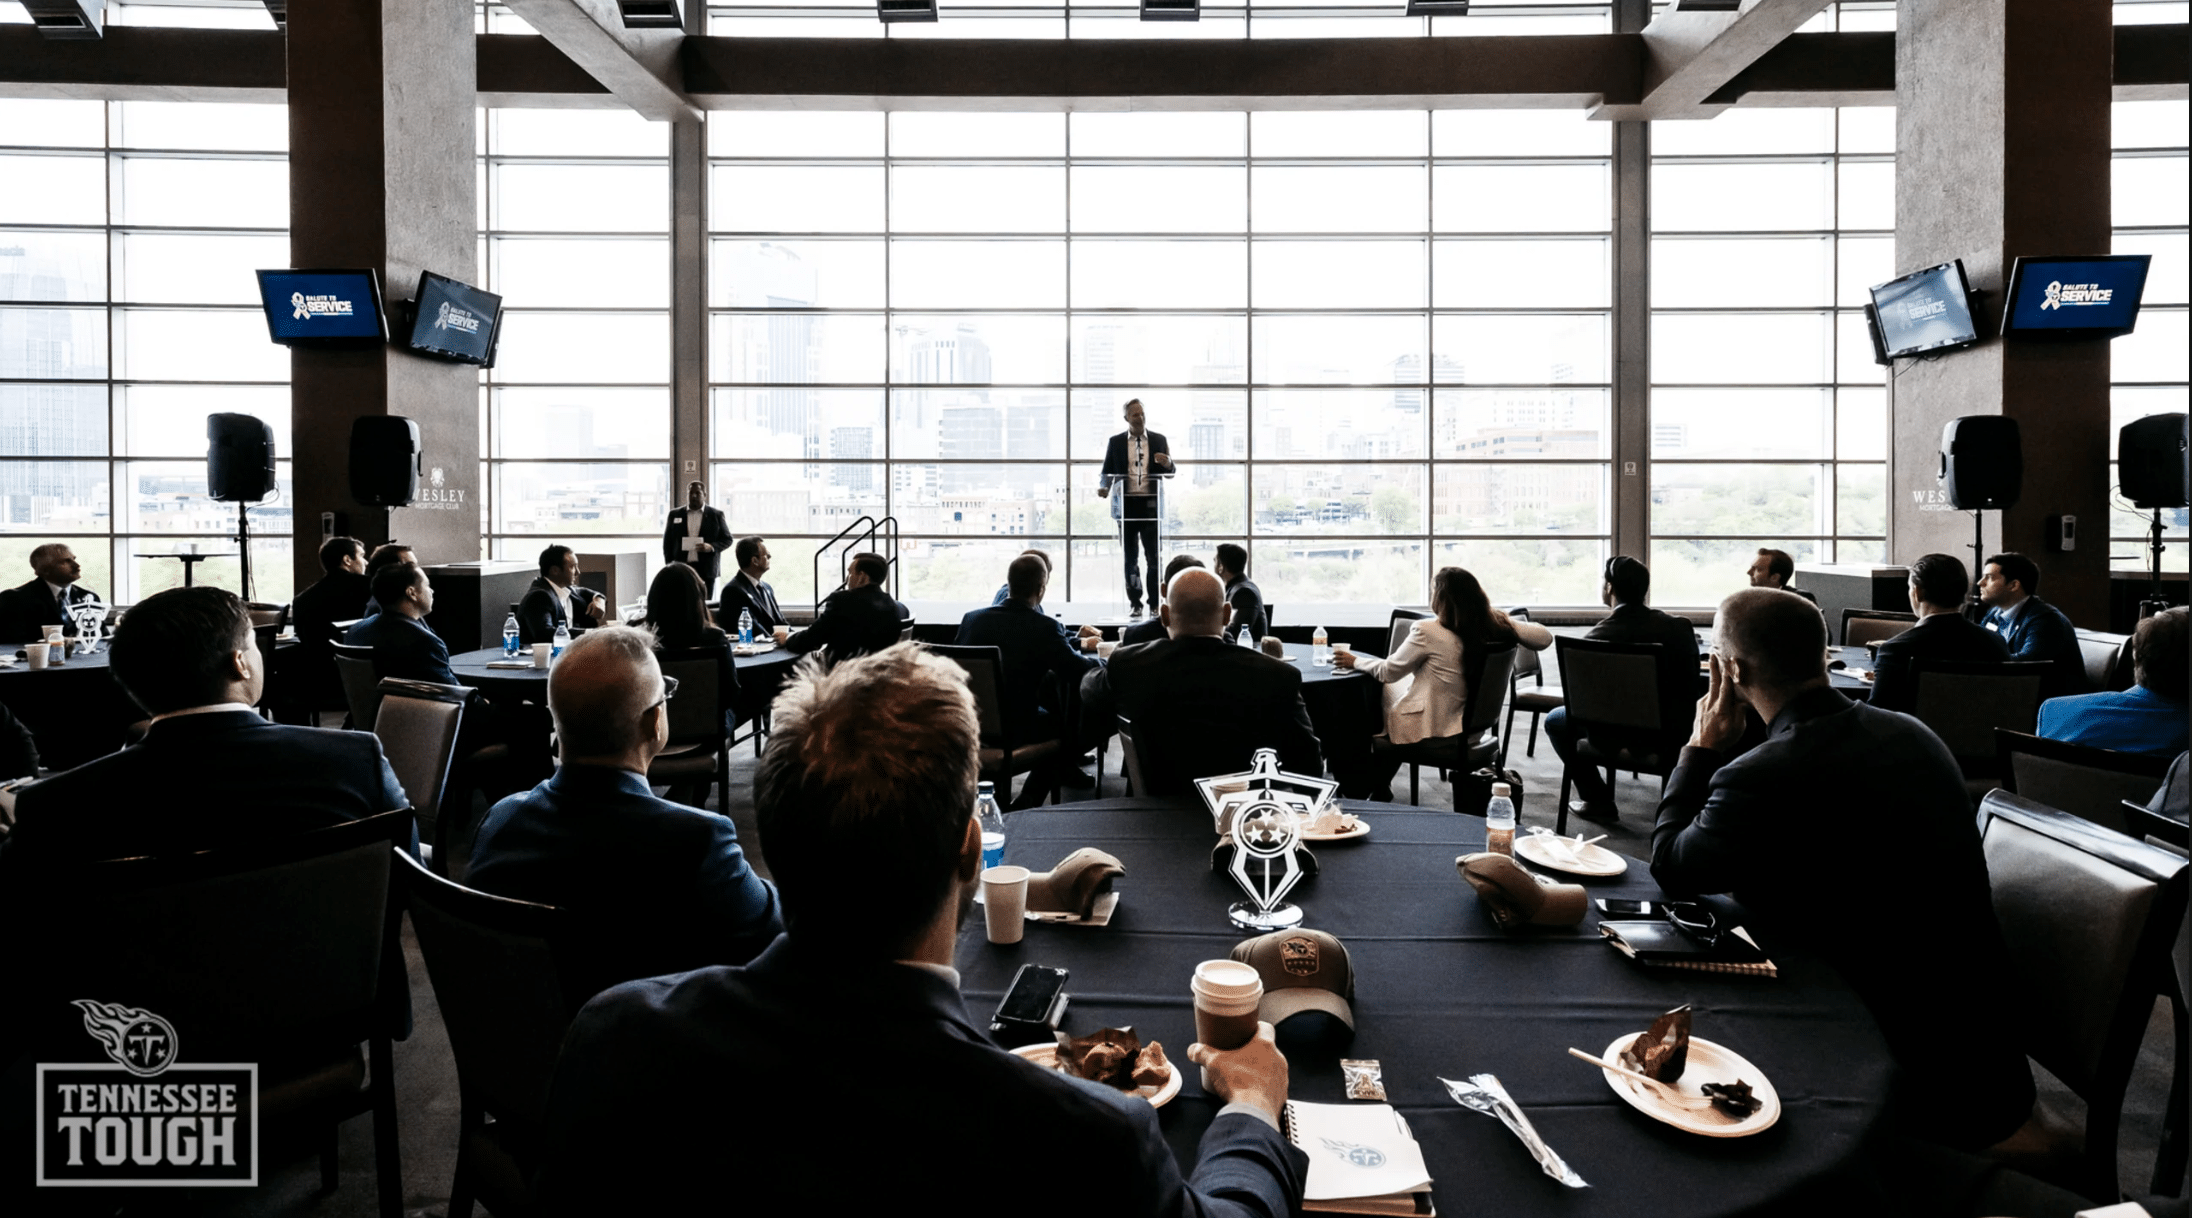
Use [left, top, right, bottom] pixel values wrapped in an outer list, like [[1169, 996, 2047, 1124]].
[[495, 163, 668, 233], [1251, 315, 1424, 385], [889, 314, 1066, 385], [117, 232, 289, 305], [0, 384, 108, 456], [121, 459, 288, 533], [1070, 240, 1247, 309], [710, 460, 885, 534], [1252, 166, 1426, 233], [1835, 311, 1886, 384], [1654, 313, 1831, 384], [1651, 389, 1831, 458], [494, 109, 665, 157], [1071, 316, 1247, 387], [1649, 538, 1824, 608], [1838, 107, 1896, 155], [493, 462, 671, 535], [890, 390, 1066, 460], [1837, 234, 1895, 307], [1433, 463, 1605, 534], [0, 461, 109, 533], [1837, 388, 1887, 460], [1651, 463, 1828, 537], [901, 537, 1064, 600], [1434, 538, 1606, 606], [1069, 387, 1246, 462], [1653, 162, 1833, 232], [2115, 308, 2189, 382], [2115, 232, 2188, 305], [1433, 239, 1609, 308], [711, 313, 887, 385], [1652, 109, 1835, 156], [713, 388, 886, 459], [889, 241, 1066, 308], [1432, 314, 1609, 384], [494, 238, 668, 308], [1837, 160, 1894, 230], [494, 312, 669, 384], [710, 112, 885, 158], [2113, 99, 2190, 149], [1, 230, 105, 302], [895, 463, 1065, 535], [712, 239, 885, 309], [116, 157, 288, 227], [1837, 463, 1885, 536], [713, 165, 884, 233], [1254, 388, 1426, 459], [1253, 111, 1426, 157], [0, 307, 108, 380], [1253, 241, 1424, 308], [113, 102, 286, 151], [1253, 463, 1425, 534], [0, 99, 105, 148], [1070, 111, 1246, 157], [1433, 165, 1610, 232], [1170, 469, 1249, 535], [1255, 540, 1427, 607], [114, 309, 284, 382], [494, 388, 671, 459], [890, 165, 1064, 233], [1433, 109, 1609, 157], [118, 384, 285, 456], [1653, 237, 1832, 308], [890, 113, 1064, 157], [1433, 388, 1609, 459], [1071, 166, 1247, 233], [2114, 156, 2190, 228], [0, 155, 108, 224]]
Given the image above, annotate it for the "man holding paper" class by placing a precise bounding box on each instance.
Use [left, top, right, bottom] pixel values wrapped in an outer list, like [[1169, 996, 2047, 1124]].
[[662, 481, 734, 597]]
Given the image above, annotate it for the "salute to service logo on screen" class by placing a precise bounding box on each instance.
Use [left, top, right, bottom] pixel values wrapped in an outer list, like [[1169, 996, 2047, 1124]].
[[36, 1001, 258, 1187]]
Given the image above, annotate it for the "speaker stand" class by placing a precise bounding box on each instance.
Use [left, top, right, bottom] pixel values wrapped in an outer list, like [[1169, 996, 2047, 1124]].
[[234, 501, 254, 604], [1963, 509, 1988, 620], [2142, 507, 2171, 620]]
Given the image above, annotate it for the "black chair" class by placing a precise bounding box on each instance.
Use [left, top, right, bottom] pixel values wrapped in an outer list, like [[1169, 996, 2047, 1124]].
[[1502, 610, 1563, 767], [1840, 607, 1917, 648], [649, 651, 733, 810], [1550, 635, 1675, 834], [1116, 713, 1149, 798], [2126, 800, 2192, 853], [2075, 628, 2136, 693], [373, 678, 467, 874], [1384, 607, 1429, 655], [332, 641, 385, 732], [927, 642, 1062, 809], [22, 810, 414, 1216], [397, 850, 573, 1218], [1909, 659, 2050, 790], [1995, 729, 2175, 835], [1383, 643, 1518, 809]]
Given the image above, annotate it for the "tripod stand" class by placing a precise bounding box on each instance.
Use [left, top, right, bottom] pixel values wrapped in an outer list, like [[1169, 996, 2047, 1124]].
[[2140, 505, 2172, 620]]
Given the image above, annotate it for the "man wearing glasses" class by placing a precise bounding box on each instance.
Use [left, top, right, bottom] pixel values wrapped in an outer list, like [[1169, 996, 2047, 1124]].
[[467, 626, 781, 1007]]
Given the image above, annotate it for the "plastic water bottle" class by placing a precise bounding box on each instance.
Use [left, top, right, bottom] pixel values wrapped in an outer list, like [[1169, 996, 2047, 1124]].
[[972, 781, 1006, 904], [1312, 625, 1330, 667], [1485, 782, 1516, 857], [551, 620, 571, 661], [738, 607, 754, 646], [1239, 624, 1255, 649], [502, 613, 520, 658]]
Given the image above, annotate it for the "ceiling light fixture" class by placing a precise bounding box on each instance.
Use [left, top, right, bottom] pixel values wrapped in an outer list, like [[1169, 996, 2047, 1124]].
[[21, 0, 105, 39], [616, 0, 687, 28]]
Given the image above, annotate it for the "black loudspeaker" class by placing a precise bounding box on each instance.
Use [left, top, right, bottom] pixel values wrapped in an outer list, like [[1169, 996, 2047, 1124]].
[[349, 416, 421, 508], [1939, 416, 2023, 510], [2120, 413, 2190, 509], [206, 413, 275, 503]]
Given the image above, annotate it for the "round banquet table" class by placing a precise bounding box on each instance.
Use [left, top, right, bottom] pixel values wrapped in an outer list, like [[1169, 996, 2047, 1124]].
[[449, 642, 803, 717], [0, 639, 294, 769], [1275, 641, 1385, 768], [961, 799, 1895, 1217]]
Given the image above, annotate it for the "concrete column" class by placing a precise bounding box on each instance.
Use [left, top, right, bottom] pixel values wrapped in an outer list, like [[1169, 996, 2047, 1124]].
[[1612, 0, 1650, 565], [287, 0, 480, 589], [671, 115, 709, 509], [1890, 0, 2115, 623]]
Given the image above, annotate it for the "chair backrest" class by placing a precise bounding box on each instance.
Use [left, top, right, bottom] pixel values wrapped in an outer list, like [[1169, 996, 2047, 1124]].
[[248, 602, 288, 631], [1841, 608, 1917, 649], [1506, 610, 1544, 682], [1553, 635, 1664, 734], [2124, 800, 2191, 852], [1978, 790, 2189, 1196], [655, 654, 725, 748], [2075, 629, 2134, 693], [1995, 730, 2173, 834], [1117, 715, 1150, 798], [332, 642, 384, 731], [1463, 643, 1519, 737], [1910, 660, 2049, 764], [926, 643, 1008, 746], [898, 623, 915, 644], [1387, 607, 1430, 656], [395, 850, 573, 1128], [374, 680, 466, 845]]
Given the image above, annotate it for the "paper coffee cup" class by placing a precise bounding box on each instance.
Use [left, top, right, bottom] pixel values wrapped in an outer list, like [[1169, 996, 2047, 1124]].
[[40, 626, 62, 644], [772, 626, 791, 644], [24, 642, 48, 671], [982, 865, 1030, 944], [1097, 641, 1118, 659], [1191, 959, 1264, 1051], [531, 642, 552, 669]]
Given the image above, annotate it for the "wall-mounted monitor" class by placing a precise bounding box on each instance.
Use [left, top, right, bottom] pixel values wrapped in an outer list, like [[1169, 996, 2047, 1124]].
[[1868, 260, 1981, 360], [2002, 254, 2151, 338], [255, 269, 388, 344], [405, 271, 503, 367]]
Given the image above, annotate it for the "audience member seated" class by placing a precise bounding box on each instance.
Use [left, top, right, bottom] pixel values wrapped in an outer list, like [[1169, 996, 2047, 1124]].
[[0, 587, 408, 878], [0, 543, 101, 643], [1121, 554, 1204, 646], [467, 627, 780, 1006], [643, 561, 740, 741], [1746, 547, 1817, 604], [2037, 606, 2188, 757], [1544, 555, 1701, 822], [0, 702, 35, 781], [954, 553, 1102, 787], [991, 547, 1054, 607], [1334, 565, 1551, 800], [717, 535, 788, 633], [292, 535, 372, 646], [358, 542, 415, 618], [537, 643, 1305, 1216], [1652, 589, 2035, 1153], [1081, 568, 1322, 793], [346, 562, 505, 757], [1978, 552, 2086, 699], [1212, 543, 1268, 644], [517, 544, 608, 646], [784, 551, 904, 665], [1868, 553, 2010, 714]]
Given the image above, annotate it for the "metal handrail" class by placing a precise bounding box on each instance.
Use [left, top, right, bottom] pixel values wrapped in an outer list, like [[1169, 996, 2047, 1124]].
[[812, 514, 902, 608]]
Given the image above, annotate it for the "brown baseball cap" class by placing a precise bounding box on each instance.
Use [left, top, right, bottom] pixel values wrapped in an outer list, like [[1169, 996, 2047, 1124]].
[[1025, 848, 1125, 919], [1229, 928, 1355, 1030], [1457, 852, 1587, 929]]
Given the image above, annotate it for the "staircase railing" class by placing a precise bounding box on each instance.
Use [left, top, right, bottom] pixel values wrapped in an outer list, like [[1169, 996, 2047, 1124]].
[[812, 514, 901, 608]]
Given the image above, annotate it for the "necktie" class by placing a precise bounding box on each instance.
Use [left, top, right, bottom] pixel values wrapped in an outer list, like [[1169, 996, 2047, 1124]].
[[761, 582, 781, 623]]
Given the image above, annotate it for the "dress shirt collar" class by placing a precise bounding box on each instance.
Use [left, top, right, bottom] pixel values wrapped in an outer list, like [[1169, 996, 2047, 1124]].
[[150, 702, 258, 723], [1992, 595, 2028, 626], [546, 761, 656, 800], [746, 935, 989, 1043], [44, 580, 71, 602], [896, 960, 963, 988]]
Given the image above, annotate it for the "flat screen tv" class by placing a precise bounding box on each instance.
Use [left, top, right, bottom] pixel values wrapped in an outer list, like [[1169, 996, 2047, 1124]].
[[1868, 260, 1981, 360], [405, 271, 503, 367], [2002, 254, 2151, 338], [255, 269, 388, 344]]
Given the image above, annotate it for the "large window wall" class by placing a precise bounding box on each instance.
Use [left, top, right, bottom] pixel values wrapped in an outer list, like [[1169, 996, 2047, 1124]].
[[2110, 99, 2192, 575], [707, 109, 1614, 607]]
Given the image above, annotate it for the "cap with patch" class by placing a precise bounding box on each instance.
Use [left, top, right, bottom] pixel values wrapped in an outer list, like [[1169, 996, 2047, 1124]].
[[1457, 852, 1587, 929], [1229, 928, 1355, 1030], [1025, 848, 1125, 919]]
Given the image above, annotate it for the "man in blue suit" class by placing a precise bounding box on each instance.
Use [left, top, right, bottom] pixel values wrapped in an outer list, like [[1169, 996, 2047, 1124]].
[[467, 627, 780, 1005], [1, 586, 409, 876], [2038, 607, 2189, 757], [516, 544, 607, 646], [1977, 552, 2087, 700], [346, 561, 507, 758], [955, 553, 1103, 788], [538, 643, 1306, 1217]]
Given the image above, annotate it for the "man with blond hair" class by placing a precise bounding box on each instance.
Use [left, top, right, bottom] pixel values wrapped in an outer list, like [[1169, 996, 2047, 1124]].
[[540, 643, 1306, 1216]]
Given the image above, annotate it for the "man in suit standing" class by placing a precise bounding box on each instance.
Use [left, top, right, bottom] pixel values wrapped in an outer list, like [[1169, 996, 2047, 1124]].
[[468, 627, 781, 1005], [538, 642, 1305, 1216], [718, 535, 787, 632], [1, 586, 408, 876], [1652, 589, 2035, 1153], [955, 553, 1103, 790], [663, 481, 733, 598], [1868, 554, 2009, 714], [1081, 569, 1322, 795], [1977, 552, 2087, 700], [0, 543, 101, 642], [1544, 555, 1701, 822], [784, 551, 904, 665], [517, 544, 608, 646], [1098, 399, 1174, 617], [1745, 547, 1817, 604]]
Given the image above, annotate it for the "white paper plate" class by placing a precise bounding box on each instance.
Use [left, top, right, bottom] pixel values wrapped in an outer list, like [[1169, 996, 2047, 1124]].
[[1515, 833, 1627, 877], [1011, 1042, 1180, 1107], [733, 641, 780, 656], [1599, 1032, 1780, 1137], [1299, 819, 1370, 842]]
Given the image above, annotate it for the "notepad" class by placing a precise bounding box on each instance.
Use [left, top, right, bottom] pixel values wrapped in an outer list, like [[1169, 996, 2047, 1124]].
[[1281, 1100, 1435, 1216], [1599, 920, 1779, 979]]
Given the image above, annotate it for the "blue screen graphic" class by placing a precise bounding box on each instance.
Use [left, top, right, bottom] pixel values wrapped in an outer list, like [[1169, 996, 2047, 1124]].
[[2006, 257, 2150, 334], [407, 273, 502, 365], [257, 270, 384, 342], [1870, 262, 1979, 359]]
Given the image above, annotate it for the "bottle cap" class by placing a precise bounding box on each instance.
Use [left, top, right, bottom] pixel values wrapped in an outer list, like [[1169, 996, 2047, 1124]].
[[1491, 782, 1512, 797]]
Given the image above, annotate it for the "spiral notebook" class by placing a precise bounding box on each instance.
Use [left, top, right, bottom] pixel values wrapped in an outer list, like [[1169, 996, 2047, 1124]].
[[1281, 1100, 1435, 1216], [1599, 920, 1779, 978]]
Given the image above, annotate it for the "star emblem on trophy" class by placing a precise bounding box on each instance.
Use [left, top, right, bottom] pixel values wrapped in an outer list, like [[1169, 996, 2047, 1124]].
[[1197, 747, 1338, 837]]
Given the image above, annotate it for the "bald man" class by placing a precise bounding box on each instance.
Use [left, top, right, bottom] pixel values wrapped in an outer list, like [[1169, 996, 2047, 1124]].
[[467, 627, 781, 1005], [1079, 568, 1322, 795]]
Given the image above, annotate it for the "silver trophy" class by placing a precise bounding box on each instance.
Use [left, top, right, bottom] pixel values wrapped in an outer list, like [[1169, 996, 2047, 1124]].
[[1226, 796, 1308, 931]]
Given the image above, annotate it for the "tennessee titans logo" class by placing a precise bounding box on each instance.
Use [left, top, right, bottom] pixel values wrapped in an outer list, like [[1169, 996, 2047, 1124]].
[[1319, 1138, 1386, 1169], [72, 1000, 178, 1078]]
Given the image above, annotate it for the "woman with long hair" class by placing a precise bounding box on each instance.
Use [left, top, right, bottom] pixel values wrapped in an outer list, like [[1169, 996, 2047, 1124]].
[[643, 562, 741, 804], [1333, 566, 1551, 800]]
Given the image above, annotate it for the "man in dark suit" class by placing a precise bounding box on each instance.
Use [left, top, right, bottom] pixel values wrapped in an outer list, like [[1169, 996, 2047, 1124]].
[[784, 551, 904, 665], [1081, 569, 1322, 795], [955, 554, 1103, 786], [288, 536, 372, 710], [1213, 543, 1267, 644], [538, 643, 1305, 1217], [1978, 551, 2087, 700], [1652, 588, 2035, 1153], [1121, 554, 1205, 646], [358, 542, 414, 619], [467, 627, 781, 1005], [2038, 606, 2190, 757], [1868, 553, 2009, 714], [346, 561, 461, 686], [0, 543, 101, 643], [717, 535, 787, 632], [662, 481, 734, 598], [0, 586, 408, 877], [517, 544, 607, 646], [1745, 547, 1817, 604], [1544, 555, 1701, 821], [1098, 398, 1174, 616]]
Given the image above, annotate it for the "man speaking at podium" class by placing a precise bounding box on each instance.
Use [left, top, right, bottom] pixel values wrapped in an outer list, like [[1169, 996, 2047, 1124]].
[[1097, 399, 1174, 617]]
